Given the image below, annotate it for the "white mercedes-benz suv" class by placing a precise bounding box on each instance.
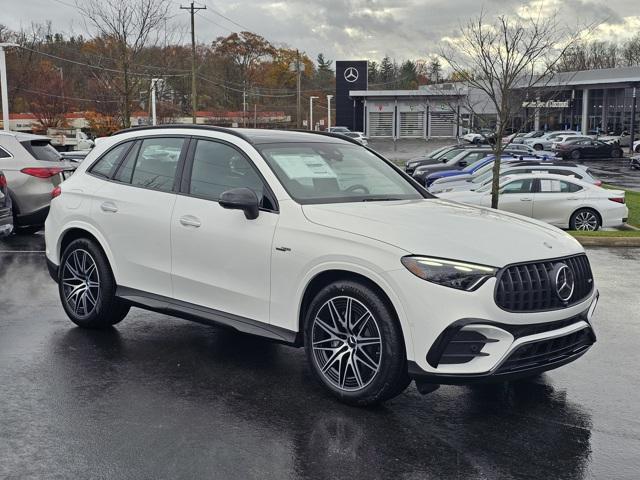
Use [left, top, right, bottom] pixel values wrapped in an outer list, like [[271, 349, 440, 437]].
[[45, 126, 598, 405]]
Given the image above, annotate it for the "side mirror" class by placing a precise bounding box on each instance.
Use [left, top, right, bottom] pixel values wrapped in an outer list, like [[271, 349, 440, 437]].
[[458, 160, 468, 167], [219, 187, 260, 220]]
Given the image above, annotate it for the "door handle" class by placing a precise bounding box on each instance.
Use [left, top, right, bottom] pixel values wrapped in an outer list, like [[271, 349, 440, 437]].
[[179, 216, 201, 228], [100, 201, 118, 213], [520, 198, 532, 202], [566, 197, 579, 200]]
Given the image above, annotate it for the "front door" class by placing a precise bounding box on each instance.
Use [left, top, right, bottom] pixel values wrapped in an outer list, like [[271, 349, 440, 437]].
[[497, 178, 535, 217], [170, 138, 279, 325]]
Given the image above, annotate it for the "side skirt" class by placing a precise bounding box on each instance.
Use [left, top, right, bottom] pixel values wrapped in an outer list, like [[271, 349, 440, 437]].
[[116, 286, 300, 346]]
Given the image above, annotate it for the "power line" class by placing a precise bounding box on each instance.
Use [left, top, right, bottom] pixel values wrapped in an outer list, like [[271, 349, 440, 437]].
[[21, 88, 120, 103]]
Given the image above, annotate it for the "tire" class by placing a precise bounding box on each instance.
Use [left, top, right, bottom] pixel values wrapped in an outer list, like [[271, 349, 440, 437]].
[[58, 238, 130, 328], [473, 137, 480, 145], [304, 280, 410, 406], [635, 145, 640, 153], [610, 149, 622, 159], [570, 149, 581, 160], [533, 143, 543, 151], [570, 208, 601, 231]]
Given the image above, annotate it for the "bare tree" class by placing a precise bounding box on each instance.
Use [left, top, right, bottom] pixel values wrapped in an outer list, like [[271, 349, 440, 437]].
[[76, 0, 170, 128], [441, 10, 585, 208]]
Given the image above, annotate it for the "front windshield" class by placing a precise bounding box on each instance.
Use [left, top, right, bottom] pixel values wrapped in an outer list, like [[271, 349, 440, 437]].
[[429, 146, 450, 159], [258, 142, 425, 204]]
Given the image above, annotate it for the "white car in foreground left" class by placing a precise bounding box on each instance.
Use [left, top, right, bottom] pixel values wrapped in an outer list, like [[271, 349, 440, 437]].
[[438, 173, 628, 231]]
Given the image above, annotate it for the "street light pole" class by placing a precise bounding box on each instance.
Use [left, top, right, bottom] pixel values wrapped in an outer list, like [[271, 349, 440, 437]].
[[309, 96, 318, 131], [151, 78, 160, 126], [326, 94, 333, 130], [630, 86, 637, 156], [0, 43, 18, 132]]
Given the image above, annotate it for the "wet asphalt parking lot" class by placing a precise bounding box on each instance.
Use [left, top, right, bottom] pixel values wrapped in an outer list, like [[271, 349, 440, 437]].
[[1, 233, 639, 479]]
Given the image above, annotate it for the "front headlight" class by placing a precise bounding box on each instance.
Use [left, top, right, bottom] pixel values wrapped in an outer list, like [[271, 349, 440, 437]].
[[401, 256, 498, 291]]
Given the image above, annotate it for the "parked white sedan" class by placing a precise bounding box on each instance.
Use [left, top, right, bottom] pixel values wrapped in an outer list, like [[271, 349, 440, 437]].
[[438, 173, 628, 231]]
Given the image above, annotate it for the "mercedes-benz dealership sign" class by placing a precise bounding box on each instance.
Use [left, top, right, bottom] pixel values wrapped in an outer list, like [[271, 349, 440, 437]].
[[335, 61, 368, 132]]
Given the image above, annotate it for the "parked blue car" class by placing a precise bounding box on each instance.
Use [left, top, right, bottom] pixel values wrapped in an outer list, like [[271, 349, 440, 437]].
[[422, 154, 547, 187]]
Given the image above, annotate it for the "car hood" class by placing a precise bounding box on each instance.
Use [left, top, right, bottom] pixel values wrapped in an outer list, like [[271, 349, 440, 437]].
[[427, 169, 467, 179], [432, 173, 473, 185], [302, 199, 582, 267]]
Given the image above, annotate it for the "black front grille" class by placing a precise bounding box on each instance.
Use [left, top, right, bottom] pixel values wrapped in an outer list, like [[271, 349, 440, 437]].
[[495, 255, 593, 312], [496, 327, 594, 374]]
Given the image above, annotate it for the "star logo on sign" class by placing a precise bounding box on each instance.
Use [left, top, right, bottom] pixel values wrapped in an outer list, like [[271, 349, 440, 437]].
[[344, 67, 359, 83]]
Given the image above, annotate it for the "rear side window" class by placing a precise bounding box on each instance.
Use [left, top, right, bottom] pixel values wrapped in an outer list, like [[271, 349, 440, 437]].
[[120, 137, 184, 192], [21, 140, 61, 162], [189, 139, 265, 202], [90, 142, 132, 178], [539, 179, 582, 193], [0, 147, 10, 158]]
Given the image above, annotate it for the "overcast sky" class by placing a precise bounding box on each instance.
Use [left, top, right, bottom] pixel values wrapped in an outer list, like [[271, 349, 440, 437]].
[[3, 0, 640, 62]]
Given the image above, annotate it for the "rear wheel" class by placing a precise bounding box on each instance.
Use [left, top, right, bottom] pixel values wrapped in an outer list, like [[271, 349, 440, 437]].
[[570, 149, 581, 160], [610, 148, 622, 159], [304, 280, 410, 406], [59, 238, 129, 328], [570, 208, 600, 231], [533, 143, 543, 151]]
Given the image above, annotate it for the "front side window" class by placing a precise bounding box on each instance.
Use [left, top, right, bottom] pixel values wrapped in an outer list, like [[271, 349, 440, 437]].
[[90, 142, 132, 178], [116, 137, 184, 192], [0, 147, 11, 158], [501, 179, 533, 194], [258, 143, 424, 204], [189, 139, 266, 203]]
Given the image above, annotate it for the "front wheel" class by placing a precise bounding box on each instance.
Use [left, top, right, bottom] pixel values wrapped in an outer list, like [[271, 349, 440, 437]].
[[304, 280, 410, 406], [570, 208, 601, 231], [570, 149, 581, 160], [610, 149, 622, 159], [59, 238, 130, 328]]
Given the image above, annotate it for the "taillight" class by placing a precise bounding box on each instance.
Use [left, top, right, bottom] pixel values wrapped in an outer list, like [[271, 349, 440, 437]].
[[0, 174, 6, 188], [594, 180, 602, 186], [609, 197, 625, 204], [51, 186, 62, 199], [20, 167, 64, 178]]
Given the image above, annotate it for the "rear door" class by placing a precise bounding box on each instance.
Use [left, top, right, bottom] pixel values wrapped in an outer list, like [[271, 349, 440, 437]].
[[90, 136, 187, 297], [532, 178, 585, 226]]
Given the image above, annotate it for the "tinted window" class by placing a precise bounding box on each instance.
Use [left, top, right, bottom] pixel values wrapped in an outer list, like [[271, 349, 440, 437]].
[[501, 179, 533, 194], [21, 140, 61, 162], [539, 179, 582, 193], [91, 142, 132, 178], [189, 140, 265, 202], [128, 138, 184, 192], [0, 147, 10, 158]]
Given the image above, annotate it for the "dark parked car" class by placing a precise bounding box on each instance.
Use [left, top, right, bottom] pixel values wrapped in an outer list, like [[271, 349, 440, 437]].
[[556, 139, 623, 160], [0, 170, 13, 237], [404, 144, 478, 175]]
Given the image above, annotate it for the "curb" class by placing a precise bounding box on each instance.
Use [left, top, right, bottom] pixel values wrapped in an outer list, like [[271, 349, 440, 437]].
[[573, 236, 640, 247]]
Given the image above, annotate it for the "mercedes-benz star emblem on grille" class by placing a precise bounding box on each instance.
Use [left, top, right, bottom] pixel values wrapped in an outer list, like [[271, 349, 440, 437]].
[[344, 67, 359, 83], [553, 263, 575, 302]]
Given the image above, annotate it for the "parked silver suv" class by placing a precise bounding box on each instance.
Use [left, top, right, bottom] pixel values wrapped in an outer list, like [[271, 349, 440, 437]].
[[0, 132, 74, 232]]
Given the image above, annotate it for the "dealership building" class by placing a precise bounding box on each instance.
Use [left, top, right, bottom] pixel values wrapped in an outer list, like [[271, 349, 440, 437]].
[[335, 61, 640, 139]]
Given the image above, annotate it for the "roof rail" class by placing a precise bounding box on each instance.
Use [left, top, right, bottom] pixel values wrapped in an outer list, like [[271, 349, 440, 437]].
[[111, 124, 254, 144], [290, 129, 363, 146]]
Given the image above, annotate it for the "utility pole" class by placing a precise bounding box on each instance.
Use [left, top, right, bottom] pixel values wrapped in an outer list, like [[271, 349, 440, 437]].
[[0, 43, 18, 132], [181, 2, 206, 124], [326, 94, 333, 130], [242, 87, 247, 127], [151, 78, 160, 126]]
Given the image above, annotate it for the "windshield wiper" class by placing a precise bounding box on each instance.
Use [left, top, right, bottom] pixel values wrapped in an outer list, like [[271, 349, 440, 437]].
[[361, 197, 402, 202]]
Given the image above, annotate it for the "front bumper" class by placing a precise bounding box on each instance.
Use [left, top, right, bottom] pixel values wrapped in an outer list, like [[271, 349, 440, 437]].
[[407, 298, 597, 384]]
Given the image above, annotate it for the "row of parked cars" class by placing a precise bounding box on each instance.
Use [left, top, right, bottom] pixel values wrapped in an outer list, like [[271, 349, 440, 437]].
[[404, 143, 629, 231], [464, 129, 635, 159], [0, 131, 76, 237]]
